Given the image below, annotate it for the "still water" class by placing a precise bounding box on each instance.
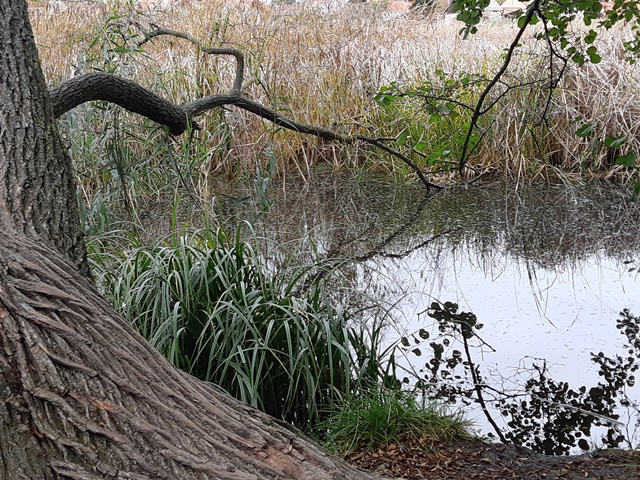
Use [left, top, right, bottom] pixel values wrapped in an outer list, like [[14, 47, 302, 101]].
[[213, 175, 640, 441]]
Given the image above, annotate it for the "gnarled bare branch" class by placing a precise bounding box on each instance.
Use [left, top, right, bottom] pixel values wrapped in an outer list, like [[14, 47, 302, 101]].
[[47, 25, 443, 191], [49, 73, 193, 135], [140, 26, 245, 95]]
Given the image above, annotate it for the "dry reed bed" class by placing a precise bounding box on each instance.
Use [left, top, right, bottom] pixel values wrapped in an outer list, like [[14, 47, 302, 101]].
[[28, 0, 640, 182]]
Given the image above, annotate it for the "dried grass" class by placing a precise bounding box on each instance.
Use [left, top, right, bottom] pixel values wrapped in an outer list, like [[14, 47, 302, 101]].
[[28, 0, 640, 183]]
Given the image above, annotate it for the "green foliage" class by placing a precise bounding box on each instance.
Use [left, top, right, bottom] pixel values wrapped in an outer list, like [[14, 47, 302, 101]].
[[429, 0, 640, 186], [92, 226, 394, 430], [316, 388, 470, 454], [574, 121, 639, 185], [451, 0, 490, 36], [452, 0, 640, 65], [374, 71, 481, 173]]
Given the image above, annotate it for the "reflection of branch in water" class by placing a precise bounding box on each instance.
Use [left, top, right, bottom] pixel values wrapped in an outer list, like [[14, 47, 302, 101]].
[[369, 194, 433, 250], [327, 193, 440, 261], [460, 328, 508, 444], [309, 193, 453, 287], [530, 395, 626, 427], [354, 229, 451, 263]]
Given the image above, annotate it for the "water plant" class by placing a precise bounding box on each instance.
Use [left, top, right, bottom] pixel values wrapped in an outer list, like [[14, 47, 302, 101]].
[[91, 224, 398, 430]]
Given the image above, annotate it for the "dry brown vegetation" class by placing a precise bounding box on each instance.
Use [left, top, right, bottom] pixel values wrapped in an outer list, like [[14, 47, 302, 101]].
[[29, 0, 640, 184]]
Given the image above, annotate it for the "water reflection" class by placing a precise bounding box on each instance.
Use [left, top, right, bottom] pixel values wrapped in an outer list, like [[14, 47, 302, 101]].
[[209, 175, 640, 444], [212, 176, 640, 266]]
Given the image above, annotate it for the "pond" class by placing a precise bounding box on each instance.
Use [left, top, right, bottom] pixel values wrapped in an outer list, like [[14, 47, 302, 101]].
[[210, 175, 640, 450]]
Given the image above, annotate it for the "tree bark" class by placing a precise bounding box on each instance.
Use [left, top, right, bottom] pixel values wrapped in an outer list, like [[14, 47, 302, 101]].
[[0, 0, 88, 275], [0, 231, 374, 479], [0, 1, 377, 478], [50, 73, 192, 135]]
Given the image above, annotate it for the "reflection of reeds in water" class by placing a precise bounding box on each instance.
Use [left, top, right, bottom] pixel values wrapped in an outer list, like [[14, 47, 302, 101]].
[[104, 174, 640, 300], [198, 179, 640, 305], [217, 178, 640, 265]]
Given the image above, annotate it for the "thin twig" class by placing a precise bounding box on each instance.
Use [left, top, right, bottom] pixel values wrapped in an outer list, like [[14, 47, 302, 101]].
[[458, 0, 542, 173]]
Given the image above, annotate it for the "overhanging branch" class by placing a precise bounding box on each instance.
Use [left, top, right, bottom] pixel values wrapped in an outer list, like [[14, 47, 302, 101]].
[[49, 72, 193, 135], [48, 24, 442, 191]]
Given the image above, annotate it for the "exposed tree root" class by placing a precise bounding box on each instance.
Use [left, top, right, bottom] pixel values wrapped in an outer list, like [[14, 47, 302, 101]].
[[0, 230, 378, 480]]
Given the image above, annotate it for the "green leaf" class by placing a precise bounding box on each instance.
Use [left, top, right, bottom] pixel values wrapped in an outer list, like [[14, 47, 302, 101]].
[[396, 132, 410, 146], [615, 152, 638, 167], [572, 53, 586, 66], [604, 135, 627, 148], [517, 15, 527, 28], [414, 142, 427, 153], [375, 94, 395, 106], [576, 123, 595, 137]]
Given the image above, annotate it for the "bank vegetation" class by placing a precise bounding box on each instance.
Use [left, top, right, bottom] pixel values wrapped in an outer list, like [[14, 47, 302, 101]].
[[30, 0, 640, 193]]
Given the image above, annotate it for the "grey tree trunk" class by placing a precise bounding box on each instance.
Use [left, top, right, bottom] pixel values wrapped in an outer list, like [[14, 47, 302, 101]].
[[0, 1, 377, 478], [0, 0, 88, 275]]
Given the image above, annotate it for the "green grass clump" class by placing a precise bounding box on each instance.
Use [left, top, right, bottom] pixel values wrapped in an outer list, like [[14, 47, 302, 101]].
[[93, 225, 388, 430], [317, 388, 471, 455]]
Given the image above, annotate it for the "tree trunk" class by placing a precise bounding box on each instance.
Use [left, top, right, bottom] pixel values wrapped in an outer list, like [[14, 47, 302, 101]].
[[0, 0, 88, 276], [0, 1, 377, 478]]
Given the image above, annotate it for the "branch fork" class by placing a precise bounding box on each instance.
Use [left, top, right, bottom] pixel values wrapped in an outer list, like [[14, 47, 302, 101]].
[[48, 24, 441, 190]]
